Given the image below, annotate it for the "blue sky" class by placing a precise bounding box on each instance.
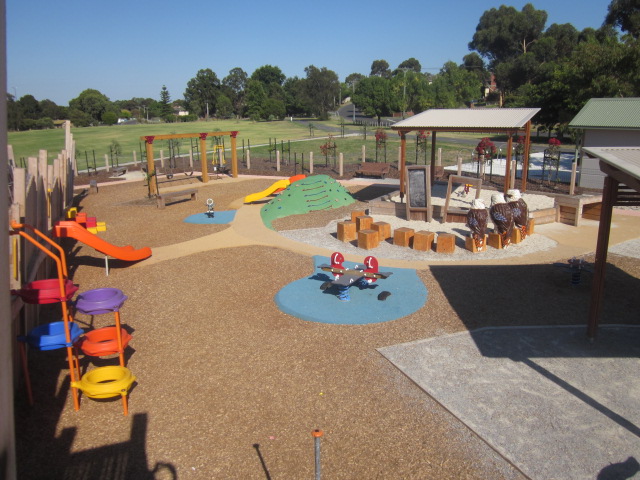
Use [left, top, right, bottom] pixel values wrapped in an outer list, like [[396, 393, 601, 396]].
[[7, 0, 612, 106]]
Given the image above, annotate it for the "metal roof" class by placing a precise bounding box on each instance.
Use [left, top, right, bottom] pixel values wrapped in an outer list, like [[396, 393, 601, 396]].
[[583, 146, 640, 180], [391, 108, 540, 131], [569, 98, 640, 130]]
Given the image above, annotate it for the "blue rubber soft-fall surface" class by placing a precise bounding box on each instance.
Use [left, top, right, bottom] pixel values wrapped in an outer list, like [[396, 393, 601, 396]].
[[183, 210, 236, 224], [275, 255, 428, 325]]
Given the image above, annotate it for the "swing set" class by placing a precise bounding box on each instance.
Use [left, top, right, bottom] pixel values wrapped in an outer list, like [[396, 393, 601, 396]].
[[140, 131, 239, 196]]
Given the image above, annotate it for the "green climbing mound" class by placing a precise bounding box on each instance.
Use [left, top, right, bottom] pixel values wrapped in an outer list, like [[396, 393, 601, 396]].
[[260, 175, 355, 229]]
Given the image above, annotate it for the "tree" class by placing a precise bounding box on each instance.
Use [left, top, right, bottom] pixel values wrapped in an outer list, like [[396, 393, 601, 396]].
[[184, 69, 220, 118], [222, 67, 248, 117], [251, 65, 286, 87], [102, 111, 118, 125], [605, 0, 640, 38], [19, 95, 41, 119], [394, 58, 422, 75], [431, 62, 483, 107], [469, 4, 548, 67], [304, 65, 340, 120], [69, 89, 112, 125], [370, 59, 391, 78], [245, 79, 268, 120], [216, 94, 234, 119], [352, 76, 392, 121], [159, 85, 172, 119], [283, 76, 311, 116]]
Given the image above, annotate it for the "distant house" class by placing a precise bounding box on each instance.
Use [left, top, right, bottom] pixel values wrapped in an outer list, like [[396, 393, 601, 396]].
[[569, 97, 640, 189]]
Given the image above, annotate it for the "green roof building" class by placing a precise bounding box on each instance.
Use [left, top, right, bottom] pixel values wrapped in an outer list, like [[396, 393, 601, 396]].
[[569, 98, 640, 189]]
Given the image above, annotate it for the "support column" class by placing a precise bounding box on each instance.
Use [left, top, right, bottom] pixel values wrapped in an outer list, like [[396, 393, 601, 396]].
[[230, 131, 238, 178], [587, 174, 616, 339], [504, 135, 513, 194], [430, 131, 437, 185], [522, 121, 532, 192], [199, 133, 209, 183], [144, 136, 157, 196], [399, 131, 407, 201]]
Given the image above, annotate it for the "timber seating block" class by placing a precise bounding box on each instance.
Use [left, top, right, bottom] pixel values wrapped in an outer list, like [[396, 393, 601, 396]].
[[372, 221, 391, 241], [356, 215, 373, 231], [156, 189, 198, 209], [436, 233, 456, 253], [465, 235, 487, 253], [337, 221, 357, 242], [413, 231, 435, 251], [89, 180, 98, 194], [487, 232, 503, 249], [355, 162, 390, 179], [393, 227, 414, 247], [511, 228, 523, 244], [358, 229, 379, 250], [350, 210, 366, 222], [527, 218, 535, 235]]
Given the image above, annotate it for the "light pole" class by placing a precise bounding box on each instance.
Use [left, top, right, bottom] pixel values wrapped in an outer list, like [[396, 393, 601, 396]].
[[400, 68, 411, 119]]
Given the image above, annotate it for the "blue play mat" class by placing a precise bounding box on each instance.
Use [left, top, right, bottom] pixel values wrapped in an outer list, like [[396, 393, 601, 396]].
[[275, 255, 427, 325], [184, 210, 236, 224]]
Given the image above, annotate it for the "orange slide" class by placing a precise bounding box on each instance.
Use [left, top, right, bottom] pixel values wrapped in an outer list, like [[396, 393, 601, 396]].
[[53, 221, 152, 262]]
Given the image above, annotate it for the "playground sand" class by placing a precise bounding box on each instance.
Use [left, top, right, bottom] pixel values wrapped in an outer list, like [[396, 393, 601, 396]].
[[14, 175, 640, 479]]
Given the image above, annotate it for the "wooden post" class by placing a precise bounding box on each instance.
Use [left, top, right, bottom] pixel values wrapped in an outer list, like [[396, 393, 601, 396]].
[[510, 159, 516, 187], [230, 132, 238, 178], [570, 161, 577, 196], [276, 150, 280, 171], [522, 121, 532, 192], [339, 153, 343, 176], [587, 175, 616, 339], [457, 156, 462, 175], [362, 145, 366, 162], [437, 148, 442, 165], [104, 154, 110, 172], [200, 134, 208, 184], [160, 149, 165, 169], [144, 137, 157, 195], [133, 151, 137, 166], [399, 131, 406, 201], [309, 152, 313, 174], [246, 149, 251, 169], [504, 135, 513, 194]]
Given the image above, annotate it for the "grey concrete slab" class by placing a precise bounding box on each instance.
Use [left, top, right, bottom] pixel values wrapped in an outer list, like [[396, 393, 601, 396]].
[[378, 325, 640, 480]]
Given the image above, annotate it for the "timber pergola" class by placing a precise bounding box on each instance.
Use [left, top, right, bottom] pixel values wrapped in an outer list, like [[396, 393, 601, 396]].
[[140, 131, 239, 196], [391, 108, 540, 200], [583, 147, 640, 339]]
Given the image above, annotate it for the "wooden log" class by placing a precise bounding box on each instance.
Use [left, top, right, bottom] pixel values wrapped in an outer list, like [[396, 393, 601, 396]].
[[511, 228, 523, 244], [372, 221, 391, 241], [358, 229, 379, 250], [527, 218, 536, 235], [337, 221, 357, 242], [436, 233, 456, 253], [393, 227, 414, 247], [413, 231, 435, 251], [356, 215, 373, 231]]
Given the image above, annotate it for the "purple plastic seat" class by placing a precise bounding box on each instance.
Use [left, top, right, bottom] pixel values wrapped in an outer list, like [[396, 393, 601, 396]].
[[75, 288, 127, 315]]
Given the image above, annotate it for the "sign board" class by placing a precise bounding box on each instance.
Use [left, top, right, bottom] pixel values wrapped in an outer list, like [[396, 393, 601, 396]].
[[405, 165, 432, 221]]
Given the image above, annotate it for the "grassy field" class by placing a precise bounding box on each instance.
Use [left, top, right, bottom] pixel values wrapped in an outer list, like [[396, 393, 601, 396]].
[[9, 118, 572, 170]]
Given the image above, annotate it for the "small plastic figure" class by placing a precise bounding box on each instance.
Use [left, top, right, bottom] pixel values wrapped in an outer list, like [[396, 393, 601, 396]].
[[206, 198, 215, 218]]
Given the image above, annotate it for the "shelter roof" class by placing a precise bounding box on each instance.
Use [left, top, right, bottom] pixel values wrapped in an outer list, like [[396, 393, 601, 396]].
[[569, 98, 640, 130], [582, 146, 640, 181], [391, 108, 540, 132]]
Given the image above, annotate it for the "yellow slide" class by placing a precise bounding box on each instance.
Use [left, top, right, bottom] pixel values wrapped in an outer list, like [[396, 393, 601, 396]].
[[244, 179, 291, 203]]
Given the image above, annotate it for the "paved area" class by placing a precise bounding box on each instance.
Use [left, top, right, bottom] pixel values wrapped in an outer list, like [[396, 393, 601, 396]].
[[379, 325, 640, 480]]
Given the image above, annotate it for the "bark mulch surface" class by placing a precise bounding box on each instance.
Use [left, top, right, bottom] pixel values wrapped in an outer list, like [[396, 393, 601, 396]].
[[14, 170, 640, 479]]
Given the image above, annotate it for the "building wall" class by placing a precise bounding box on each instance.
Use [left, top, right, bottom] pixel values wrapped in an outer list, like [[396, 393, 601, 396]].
[[580, 130, 640, 189]]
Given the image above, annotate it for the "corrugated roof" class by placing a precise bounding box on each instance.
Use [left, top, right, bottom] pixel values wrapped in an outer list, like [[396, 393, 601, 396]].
[[569, 98, 640, 129], [391, 108, 540, 131], [583, 146, 640, 180]]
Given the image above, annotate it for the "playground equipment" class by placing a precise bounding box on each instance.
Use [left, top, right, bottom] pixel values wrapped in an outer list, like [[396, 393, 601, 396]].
[[11, 221, 82, 409], [318, 252, 392, 302], [206, 198, 215, 218], [243, 174, 306, 204], [164, 138, 194, 179], [53, 221, 151, 274], [67, 207, 107, 234], [11, 221, 137, 415]]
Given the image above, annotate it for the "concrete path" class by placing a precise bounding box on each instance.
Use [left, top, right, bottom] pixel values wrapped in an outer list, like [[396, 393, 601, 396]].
[[379, 325, 640, 480]]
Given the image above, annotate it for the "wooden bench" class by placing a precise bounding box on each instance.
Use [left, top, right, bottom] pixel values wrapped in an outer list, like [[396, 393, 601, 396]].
[[156, 189, 198, 209], [355, 162, 390, 179]]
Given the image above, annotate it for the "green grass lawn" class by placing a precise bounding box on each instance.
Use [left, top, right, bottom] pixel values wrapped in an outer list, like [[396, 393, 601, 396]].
[[9, 118, 573, 170]]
